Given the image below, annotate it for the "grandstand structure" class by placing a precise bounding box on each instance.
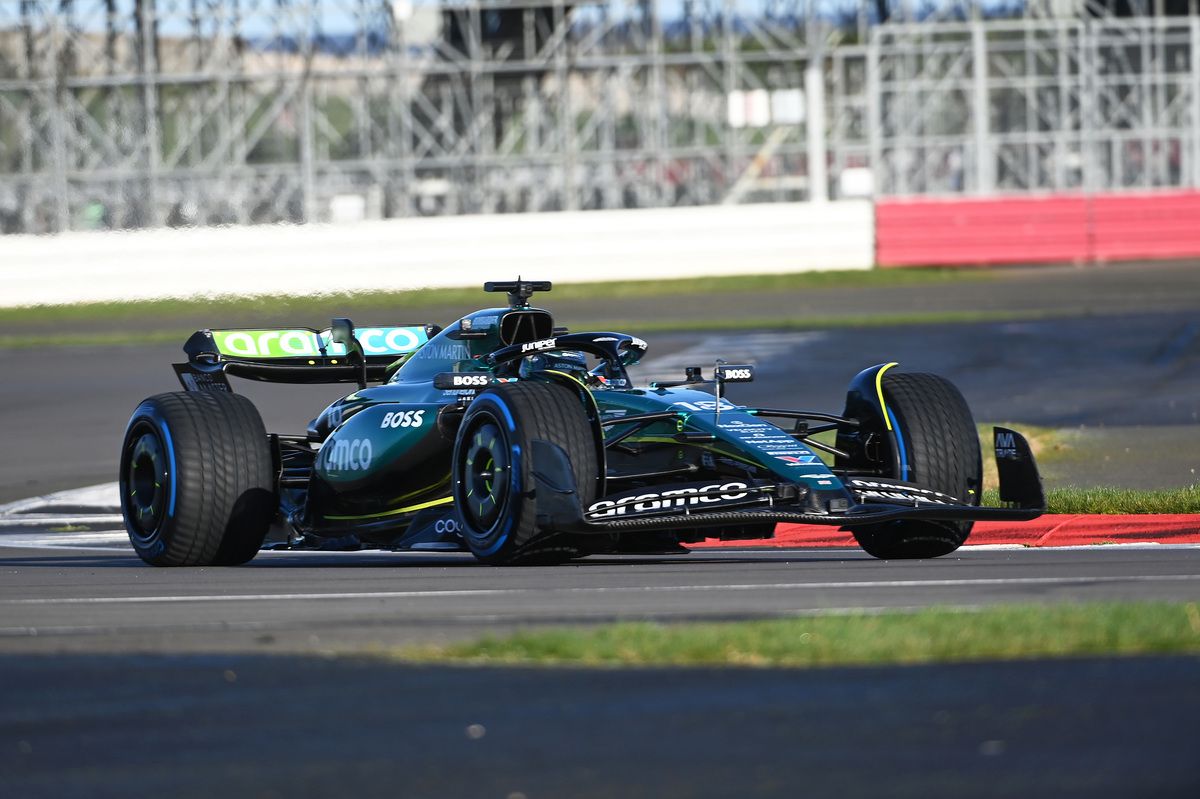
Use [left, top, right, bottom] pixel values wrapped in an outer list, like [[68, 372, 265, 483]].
[[1, 1, 1198, 234]]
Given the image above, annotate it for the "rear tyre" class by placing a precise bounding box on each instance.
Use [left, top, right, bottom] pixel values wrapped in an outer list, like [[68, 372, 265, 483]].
[[119, 392, 276, 566], [849, 372, 982, 560], [452, 381, 599, 565]]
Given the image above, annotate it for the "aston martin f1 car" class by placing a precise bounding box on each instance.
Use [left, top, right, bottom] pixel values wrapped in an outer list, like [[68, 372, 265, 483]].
[[119, 279, 1045, 566]]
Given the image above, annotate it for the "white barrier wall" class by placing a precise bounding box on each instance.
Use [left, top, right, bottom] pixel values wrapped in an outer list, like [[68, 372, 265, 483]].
[[0, 201, 874, 308]]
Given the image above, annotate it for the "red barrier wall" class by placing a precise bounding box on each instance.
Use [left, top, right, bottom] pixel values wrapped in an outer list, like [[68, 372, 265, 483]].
[[876, 191, 1200, 267], [1091, 191, 1200, 262]]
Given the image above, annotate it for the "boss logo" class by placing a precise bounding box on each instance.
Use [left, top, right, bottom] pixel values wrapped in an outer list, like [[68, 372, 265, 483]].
[[452, 374, 489, 387], [716, 365, 754, 382], [381, 410, 426, 429]]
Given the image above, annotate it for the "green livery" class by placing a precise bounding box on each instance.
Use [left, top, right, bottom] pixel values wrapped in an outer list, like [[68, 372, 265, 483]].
[[120, 279, 1046, 567]]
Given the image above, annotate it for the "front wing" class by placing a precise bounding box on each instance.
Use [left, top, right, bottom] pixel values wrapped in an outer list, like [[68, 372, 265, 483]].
[[532, 427, 1045, 535]]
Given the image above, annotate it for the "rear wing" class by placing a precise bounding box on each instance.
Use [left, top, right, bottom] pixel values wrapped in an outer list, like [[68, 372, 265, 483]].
[[174, 324, 440, 390]]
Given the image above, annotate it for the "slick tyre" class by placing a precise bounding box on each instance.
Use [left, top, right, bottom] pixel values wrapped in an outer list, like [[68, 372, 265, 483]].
[[452, 381, 599, 565], [119, 391, 276, 566], [850, 372, 982, 560]]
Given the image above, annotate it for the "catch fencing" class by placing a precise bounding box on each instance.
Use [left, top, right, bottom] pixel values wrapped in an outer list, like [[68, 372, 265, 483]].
[[4, 4, 1200, 235]]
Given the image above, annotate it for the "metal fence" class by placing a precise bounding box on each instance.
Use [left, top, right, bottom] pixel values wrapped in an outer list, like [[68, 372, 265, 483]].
[[2, 1, 1199, 234]]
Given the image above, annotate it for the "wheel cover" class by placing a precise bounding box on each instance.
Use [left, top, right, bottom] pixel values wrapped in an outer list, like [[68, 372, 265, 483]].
[[458, 418, 511, 539], [125, 423, 168, 541]]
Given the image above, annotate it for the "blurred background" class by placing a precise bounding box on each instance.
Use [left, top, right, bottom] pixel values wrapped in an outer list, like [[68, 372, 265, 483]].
[[3, 0, 1199, 235]]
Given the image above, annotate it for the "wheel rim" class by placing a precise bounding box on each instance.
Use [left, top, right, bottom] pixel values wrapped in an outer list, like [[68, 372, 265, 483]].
[[125, 423, 168, 542], [458, 417, 511, 537]]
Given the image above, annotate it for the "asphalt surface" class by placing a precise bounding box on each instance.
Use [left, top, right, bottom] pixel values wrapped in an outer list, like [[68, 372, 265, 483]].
[[3, 652, 1197, 799], [2, 259, 1199, 796], [1, 546, 1198, 655]]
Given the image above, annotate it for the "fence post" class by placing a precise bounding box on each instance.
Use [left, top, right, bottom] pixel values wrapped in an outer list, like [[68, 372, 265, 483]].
[[805, 25, 828, 203], [867, 28, 882, 198], [1191, 16, 1200, 187], [971, 19, 993, 195]]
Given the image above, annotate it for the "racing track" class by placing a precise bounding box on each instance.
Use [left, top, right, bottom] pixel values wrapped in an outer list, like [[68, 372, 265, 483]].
[[2, 262, 1199, 797], [2, 543, 1199, 798]]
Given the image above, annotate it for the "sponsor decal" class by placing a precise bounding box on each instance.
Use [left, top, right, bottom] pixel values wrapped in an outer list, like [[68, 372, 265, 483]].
[[587, 481, 752, 518], [355, 328, 425, 356], [995, 431, 1019, 460], [630, 337, 647, 349], [718, 367, 753, 381], [848, 478, 957, 505], [381, 409, 426, 429], [775, 454, 820, 466], [450, 374, 490, 387], [178, 371, 231, 392], [213, 327, 425, 359], [521, 337, 558, 353], [670, 399, 742, 413], [321, 437, 373, 472], [416, 343, 472, 361], [435, 517, 463, 535]]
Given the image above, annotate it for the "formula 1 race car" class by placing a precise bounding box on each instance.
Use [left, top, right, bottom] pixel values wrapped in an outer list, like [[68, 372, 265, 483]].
[[119, 279, 1045, 566]]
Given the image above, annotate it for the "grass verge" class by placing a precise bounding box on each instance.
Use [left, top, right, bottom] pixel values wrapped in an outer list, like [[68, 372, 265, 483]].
[[1010, 484, 1200, 515], [2, 268, 992, 322], [396, 602, 1200, 668], [0, 308, 1075, 350]]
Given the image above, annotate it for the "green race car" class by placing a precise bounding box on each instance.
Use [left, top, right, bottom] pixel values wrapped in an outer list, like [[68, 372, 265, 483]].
[[120, 279, 1044, 566]]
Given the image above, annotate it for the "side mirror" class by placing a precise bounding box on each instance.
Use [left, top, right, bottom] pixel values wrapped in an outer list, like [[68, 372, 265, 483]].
[[330, 317, 356, 348], [330, 317, 367, 390]]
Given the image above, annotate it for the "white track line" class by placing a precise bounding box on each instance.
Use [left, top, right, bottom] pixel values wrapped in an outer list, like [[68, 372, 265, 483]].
[[4, 574, 1199, 606], [0, 483, 119, 516], [0, 516, 124, 527]]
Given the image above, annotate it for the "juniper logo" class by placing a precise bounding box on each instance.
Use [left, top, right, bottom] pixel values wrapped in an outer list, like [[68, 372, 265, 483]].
[[213, 327, 425, 358]]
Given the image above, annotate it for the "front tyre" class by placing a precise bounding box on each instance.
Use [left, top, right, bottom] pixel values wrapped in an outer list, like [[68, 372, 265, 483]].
[[849, 372, 982, 560], [452, 381, 598, 565], [119, 392, 276, 566]]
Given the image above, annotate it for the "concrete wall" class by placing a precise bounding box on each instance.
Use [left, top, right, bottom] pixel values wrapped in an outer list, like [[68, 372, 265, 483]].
[[0, 201, 875, 308]]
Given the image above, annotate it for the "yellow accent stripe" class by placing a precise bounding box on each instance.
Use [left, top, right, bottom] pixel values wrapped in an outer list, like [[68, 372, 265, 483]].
[[325, 496, 452, 521], [875, 362, 900, 431], [546, 368, 604, 422], [546, 369, 596, 403]]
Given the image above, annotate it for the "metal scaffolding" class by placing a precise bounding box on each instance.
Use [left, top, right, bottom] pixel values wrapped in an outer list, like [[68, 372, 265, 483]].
[[1, 1, 1199, 234]]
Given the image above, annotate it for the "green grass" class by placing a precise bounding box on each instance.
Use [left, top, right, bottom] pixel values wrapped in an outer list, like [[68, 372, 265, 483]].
[[2, 267, 993, 320], [0, 309, 1076, 351], [1, 268, 993, 332], [396, 602, 1200, 669], [985, 484, 1200, 515]]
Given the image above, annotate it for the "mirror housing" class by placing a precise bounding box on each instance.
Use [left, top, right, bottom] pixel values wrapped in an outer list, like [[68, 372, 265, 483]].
[[329, 317, 366, 389], [329, 317, 355, 348]]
